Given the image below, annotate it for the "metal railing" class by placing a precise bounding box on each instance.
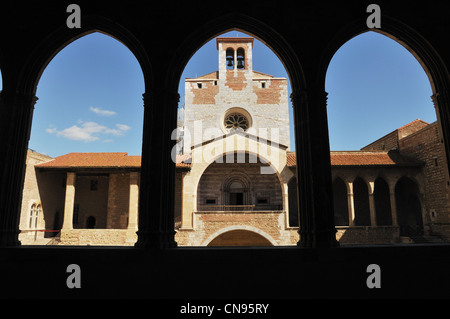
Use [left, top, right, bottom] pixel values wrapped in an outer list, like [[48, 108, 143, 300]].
[[197, 204, 256, 211]]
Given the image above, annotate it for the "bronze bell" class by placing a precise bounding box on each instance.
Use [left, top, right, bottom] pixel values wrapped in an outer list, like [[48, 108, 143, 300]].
[[237, 57, 244, 69], [227, 57, 233, 67]]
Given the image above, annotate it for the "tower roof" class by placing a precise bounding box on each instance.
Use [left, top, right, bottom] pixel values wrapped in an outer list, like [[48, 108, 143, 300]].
[[216, 37, 254, 49]]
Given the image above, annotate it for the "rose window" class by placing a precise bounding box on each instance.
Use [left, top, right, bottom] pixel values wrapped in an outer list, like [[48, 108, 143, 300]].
[[224, 113, 249, 131]]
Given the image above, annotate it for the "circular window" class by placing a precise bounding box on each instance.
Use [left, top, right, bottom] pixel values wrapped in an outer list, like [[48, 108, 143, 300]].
[[224, 113, 250, 131]]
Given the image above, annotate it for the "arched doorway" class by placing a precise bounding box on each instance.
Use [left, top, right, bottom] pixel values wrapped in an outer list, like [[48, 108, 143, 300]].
[[395, 177, 424, 236], [207, 230, 273, 246]]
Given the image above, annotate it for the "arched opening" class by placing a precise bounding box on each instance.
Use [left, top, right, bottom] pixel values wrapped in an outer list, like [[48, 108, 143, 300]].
[[395, 177, 424, 237], [236, 48, 245, 69], [226, 48, 234, 69], [20, 32, 145, 246], [374, 177, 392, 226], [326, 31, 436, 151], [175, 28, 296, 246], [207, 230, 273, 246], [353, 177, 370, 226], [325, 29, 448, 244], [196, 152, 283, 212], [333, 178, 349, 226]]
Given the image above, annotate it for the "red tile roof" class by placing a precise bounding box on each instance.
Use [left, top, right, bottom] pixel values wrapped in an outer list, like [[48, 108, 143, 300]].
[[36, 152, 141, 169], [36, 151, 422, 170], [287, 151, 423, 167], [35, 152, 192, 169]]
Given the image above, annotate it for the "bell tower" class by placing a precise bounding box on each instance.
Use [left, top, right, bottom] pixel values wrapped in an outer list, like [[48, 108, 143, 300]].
[[217, 37, 254, 78], [183, 36, 290, 154]]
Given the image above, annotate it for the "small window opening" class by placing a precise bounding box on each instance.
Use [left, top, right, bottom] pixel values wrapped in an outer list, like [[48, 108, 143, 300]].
[[205, 199, 216, 204], [197, 83, 202, 89], [261, 82, 266, 88], [226, 48, 234, 69], [237, 48, 245, 69]]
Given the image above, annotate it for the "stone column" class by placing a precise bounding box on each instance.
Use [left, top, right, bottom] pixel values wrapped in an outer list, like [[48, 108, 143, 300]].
[[291, 89, 338, 248], [135, 89, 178, 249], [62, 172, 76, 230], [346, 181, 355, 226], [128, 172, 139, 230], [368, 181, 376, 226], [0, 91, 38, 246]]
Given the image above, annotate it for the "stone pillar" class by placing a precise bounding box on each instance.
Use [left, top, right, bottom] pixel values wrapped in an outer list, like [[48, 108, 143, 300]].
[[346, 181, 355, 226], [368, 181, 376, 226], [0, 91, 38, 246], [62, 172, 76, 230], [291, 89, 338, 248], [135, 89, 178, 249], [128, 172, 139, 230]]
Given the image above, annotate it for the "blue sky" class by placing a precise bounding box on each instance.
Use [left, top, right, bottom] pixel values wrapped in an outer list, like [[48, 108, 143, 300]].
[[9, 29, 435, 158]]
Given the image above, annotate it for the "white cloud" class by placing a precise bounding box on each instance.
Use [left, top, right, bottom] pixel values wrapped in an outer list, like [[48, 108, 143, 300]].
[[89, 106, 116, 117], [46, 121, 132, 142]]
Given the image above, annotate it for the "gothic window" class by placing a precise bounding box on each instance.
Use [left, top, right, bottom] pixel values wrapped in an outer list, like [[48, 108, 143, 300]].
[[29, 203, 40, 229], [224, 113, 249, 131]]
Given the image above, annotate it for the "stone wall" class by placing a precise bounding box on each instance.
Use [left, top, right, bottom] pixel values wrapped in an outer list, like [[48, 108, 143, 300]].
[[175, 211, 298, 246]]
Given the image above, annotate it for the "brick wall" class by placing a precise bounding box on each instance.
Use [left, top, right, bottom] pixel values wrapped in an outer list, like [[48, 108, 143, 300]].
[[399, 122, 450, 225], [107, 173, 130, 229]]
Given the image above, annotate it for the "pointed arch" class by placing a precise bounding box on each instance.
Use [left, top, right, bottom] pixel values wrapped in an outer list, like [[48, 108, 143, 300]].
[[319, 15, 450, 175], [168, 12, 305, 94], [18, 14, 152, 96], [333, 177, 349, 226]]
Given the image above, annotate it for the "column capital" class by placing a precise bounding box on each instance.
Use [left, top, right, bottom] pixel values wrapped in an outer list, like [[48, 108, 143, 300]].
[[142, 89, 180, 108], [431, 92, 440, 109], [0, 90, 38, 109], [290, 88, 328, 107]]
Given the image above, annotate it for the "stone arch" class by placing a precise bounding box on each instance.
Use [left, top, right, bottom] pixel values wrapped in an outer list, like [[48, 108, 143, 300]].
[[193, 150, 285, 211], [395, 176, 424, 236], [332, 177, 349, 226], [353, 177, 371, 226], [202, 225, 277, 246], [319, 17, 450, 180], [196, 151, 284, 211], [19, 14, 152, 96], [169, 12, 305, 94], [374, 177, 392, 226]]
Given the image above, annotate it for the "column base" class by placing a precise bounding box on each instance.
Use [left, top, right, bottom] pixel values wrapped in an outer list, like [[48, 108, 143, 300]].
[[0, 229, 22, 247], [297, 229, 339, 248], [135, 230, 178, 249]]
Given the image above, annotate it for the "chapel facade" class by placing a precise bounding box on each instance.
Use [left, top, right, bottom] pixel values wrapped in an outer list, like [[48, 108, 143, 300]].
[[18, 37, 450, 247]]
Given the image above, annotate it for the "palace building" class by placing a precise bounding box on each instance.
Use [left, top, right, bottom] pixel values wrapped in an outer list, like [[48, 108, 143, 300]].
[[19, 37, 450, 246]]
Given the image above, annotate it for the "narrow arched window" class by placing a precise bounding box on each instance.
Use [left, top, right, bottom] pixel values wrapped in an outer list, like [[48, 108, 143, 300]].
[[226, 48, 234, 69], [29, 203, 40, 229], [237, 48, 245, 69]]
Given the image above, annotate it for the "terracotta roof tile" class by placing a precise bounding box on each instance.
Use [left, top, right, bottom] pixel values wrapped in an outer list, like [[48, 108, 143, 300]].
[[35, 152, 191, 169], [287, 151, 423, 167], [36, 150, 422, 170]]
